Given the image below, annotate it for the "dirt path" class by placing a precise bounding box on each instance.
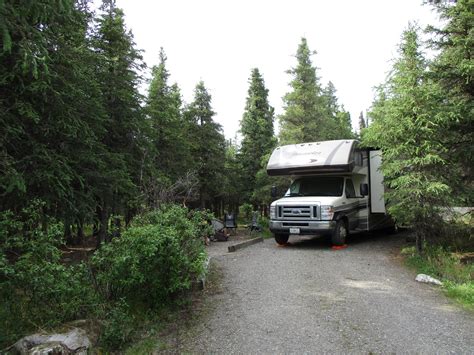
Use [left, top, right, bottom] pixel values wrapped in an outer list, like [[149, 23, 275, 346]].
[[164, 232, 474, 353]]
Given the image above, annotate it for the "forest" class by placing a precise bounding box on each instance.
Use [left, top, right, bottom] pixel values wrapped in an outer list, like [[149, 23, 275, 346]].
[[0, 0, 472, 350]]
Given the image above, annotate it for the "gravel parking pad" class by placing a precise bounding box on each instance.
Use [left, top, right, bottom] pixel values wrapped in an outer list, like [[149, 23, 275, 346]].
[[171, 233, 474, 354]]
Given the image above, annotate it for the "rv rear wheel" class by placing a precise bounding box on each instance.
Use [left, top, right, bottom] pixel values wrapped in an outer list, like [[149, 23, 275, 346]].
[[274, 233, 289, 245], [332, 219, 347, 246]]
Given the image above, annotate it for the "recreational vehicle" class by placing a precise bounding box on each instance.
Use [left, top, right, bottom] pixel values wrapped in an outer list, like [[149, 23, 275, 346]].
[[267, 139, 394, 246]]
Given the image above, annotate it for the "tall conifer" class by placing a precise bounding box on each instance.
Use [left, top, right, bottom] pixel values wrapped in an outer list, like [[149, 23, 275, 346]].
[[239, 68, 276, 203]]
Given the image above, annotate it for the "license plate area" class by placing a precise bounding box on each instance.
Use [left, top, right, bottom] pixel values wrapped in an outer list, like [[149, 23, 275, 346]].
[[289, 227, 300, 234]]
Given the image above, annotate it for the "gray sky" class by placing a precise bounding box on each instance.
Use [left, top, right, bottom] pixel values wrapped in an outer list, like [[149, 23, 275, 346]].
[[115, 0, 439, 139]]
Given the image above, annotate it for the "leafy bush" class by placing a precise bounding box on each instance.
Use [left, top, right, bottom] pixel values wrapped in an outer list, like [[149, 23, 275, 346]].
[[0, 203, 209, 350], [100, 299, 136, 349], [239, 203, 253, 222], [91, 205, 208, 308], [402, 244, 474, 309], [0, 201, 98, 347]]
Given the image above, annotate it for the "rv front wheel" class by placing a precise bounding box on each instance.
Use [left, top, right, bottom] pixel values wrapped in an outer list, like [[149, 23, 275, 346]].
[[274, 233, 289, 245], [332, 220, 347, 246]]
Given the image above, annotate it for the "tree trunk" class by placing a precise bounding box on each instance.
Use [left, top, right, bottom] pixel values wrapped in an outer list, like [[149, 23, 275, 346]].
[[416, 229, 423, 254], [96, 203, 108, 246], [76, 219, 85, 246], [64, 221, 73, 245], [112, 217, 121, 239]]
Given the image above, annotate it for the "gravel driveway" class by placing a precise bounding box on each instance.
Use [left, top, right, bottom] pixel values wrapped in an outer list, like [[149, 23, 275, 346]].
[[168, 233, 474, 354]]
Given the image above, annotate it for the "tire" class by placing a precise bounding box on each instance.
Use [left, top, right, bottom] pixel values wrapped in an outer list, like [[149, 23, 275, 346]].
[[331, 219, 348, 246], [274, 233, 289, 245]]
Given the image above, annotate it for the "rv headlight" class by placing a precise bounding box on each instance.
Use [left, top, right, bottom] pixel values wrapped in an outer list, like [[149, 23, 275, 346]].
[[320, 205, 334, 220], [270, 205, 276, 218]]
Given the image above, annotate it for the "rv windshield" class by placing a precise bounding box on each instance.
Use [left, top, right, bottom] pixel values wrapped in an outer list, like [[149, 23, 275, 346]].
[[285, 176, 344, 197]]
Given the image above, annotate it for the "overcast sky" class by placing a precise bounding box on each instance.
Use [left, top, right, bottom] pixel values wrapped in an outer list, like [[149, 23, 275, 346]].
[[115, 0, 439, 139]]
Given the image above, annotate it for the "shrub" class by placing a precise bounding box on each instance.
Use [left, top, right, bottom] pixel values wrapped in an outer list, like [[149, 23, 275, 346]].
[[100, 299, 136, 349], [0, 201, 97, 348], [91, 205, 208, 308], [402, 244, 474, 309], [239, 203, 253, 222], [0, 203, 210, 350]]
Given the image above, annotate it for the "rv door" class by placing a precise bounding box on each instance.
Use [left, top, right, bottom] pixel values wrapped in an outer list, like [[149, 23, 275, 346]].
[[369, 150, 386, 213]]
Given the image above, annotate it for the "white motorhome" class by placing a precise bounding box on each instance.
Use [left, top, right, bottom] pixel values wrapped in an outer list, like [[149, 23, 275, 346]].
[[267, 139, 394, 246]]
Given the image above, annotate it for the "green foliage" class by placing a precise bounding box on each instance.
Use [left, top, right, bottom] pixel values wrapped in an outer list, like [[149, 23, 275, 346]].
[[402, 244, 473, 309], [100, 299, 136, 350], [239, 203, 253, 222], [279, 38, 353, 145], [239, 68, 277, 203], [146, 48, 191, 185], [184, 81, 226, 208], [427, 0, 474, 204], [444, 282, 474, 310], [0, 202, 209, 349], [221, 139, 244, 211], [0, 201, 98, 347], [363, 25, 454, 250], [253, 153, 290, 206], [92, 205, 208, 308]]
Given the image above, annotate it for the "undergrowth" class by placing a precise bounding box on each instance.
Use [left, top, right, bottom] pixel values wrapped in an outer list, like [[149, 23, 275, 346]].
[[401, 244, 474, 310], [0, 202, 212, 351]]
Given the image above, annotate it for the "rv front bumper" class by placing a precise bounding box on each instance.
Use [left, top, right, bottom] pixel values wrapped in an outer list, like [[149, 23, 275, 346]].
[[269, 220, 336, 235]]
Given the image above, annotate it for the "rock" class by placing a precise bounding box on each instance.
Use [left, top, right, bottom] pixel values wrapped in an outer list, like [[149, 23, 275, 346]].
[[11, 328, 91, 354], [29, 342, 70, 355], [415, 274, 443, 286]]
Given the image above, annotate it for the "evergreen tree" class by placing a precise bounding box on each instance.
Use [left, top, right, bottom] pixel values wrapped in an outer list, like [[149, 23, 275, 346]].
[[358, 111, 366, 131], [239, 68, 276, 203], [221, 139, 243, 214], [0, 0, 106, 231], [185, 81, 226, 209], [427, 0, 473, 203], [279, 38, 352, 144], [321, 81, 354, 139], [146, 48, 190, 183], [363, 26, 450, 252], [279, 38, 326, 144], [93, 0, 146, 242]]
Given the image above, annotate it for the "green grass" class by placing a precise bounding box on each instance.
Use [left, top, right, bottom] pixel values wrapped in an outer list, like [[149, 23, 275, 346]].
[[125, 338, 167, 354], [401, 245, 474, 310]]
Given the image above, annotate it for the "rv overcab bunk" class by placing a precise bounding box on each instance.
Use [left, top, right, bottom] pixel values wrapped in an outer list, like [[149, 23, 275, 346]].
[[266, 139, 394, 246]]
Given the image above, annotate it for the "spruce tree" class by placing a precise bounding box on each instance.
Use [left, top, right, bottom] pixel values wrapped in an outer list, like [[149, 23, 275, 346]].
[[321, 81, 354, 139], [185, 81, 226, 208], [427, 0, 473, 203], [239, 68, 276, 203], [0, 0, 106, 229], [358, 111, 366, 131], [279, 38, 352, 144], [279, 38, 326, 144], [363, 26, 450, 252], [93, 0, 146, 242], [146, 48, 189, 183]]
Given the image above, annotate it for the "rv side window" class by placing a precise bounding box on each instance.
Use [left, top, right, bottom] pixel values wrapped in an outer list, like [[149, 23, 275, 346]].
[[345, 179, 356, 198]]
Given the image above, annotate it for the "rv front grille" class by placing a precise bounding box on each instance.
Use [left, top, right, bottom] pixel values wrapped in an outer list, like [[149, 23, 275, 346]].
[[281, 205, 312, 219]]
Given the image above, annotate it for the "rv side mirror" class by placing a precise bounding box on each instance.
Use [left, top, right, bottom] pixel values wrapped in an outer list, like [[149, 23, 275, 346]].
[[360, 183, 369, 196], [271, 185, 277, 198]]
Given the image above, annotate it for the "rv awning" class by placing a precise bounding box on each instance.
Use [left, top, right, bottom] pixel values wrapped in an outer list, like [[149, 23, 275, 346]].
[[267, 140, 358, 176]]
